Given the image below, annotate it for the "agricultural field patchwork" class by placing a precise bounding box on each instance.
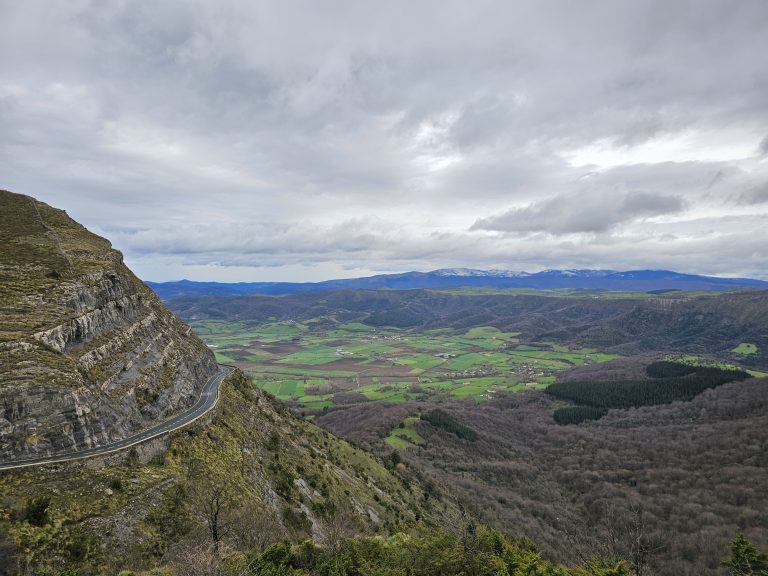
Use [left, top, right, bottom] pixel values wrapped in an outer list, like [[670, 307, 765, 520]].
[[189, 320, 621, 409]]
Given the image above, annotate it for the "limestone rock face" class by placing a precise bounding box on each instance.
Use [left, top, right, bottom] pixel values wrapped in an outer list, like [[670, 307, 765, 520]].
[[0, 190, 217, 461]]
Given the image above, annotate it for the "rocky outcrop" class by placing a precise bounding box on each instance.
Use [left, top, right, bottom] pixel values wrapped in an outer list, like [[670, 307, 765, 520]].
[[0, 190, 217, 461]]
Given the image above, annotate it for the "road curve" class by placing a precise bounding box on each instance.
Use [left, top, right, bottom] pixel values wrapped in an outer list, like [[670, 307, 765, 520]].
[[0, 365, 233, 471]]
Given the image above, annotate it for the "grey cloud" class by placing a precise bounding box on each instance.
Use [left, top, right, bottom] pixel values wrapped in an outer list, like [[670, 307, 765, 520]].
[[2, 1, 768, 281], [622, 192, 685, 217], [121, 219, 768, 281], [735, 183, 768, 205], [105, 217, 401, 258], [471, 191, 685, 235], [760, 135, 768, 155]]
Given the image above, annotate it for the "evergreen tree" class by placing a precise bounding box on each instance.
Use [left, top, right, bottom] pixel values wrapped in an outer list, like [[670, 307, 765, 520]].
[[722, 533, 768, 576]]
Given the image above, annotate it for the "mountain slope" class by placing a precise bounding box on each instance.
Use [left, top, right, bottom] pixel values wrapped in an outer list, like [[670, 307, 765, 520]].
[[147, 268, 768, 299], [0, 190, 462, 574], [0, 370, 453, 574], [0, 190, 217, 461], [316, 375, 768, 575]]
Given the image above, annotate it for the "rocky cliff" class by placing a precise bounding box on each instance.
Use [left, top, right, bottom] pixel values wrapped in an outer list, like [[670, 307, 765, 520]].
[[0, 190, 217, 461]]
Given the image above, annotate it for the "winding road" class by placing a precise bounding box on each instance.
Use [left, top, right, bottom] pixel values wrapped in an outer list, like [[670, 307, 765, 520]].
[[0, 365, 232, 471]]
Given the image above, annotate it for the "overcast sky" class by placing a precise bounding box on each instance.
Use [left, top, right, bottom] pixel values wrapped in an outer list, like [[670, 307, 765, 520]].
[[2, 1, 767, 281]]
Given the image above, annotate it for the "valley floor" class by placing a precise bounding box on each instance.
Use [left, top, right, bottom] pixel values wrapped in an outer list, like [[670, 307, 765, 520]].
[[183, 317, 768, 575]]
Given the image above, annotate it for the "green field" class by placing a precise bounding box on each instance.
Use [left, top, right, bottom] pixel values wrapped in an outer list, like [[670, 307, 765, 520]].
[[385, 416, 425, 448], [393, 354, 446, 371], [732, 342, 758, 355], [190, 320, 622, 409], [194, 319, 761, 410]]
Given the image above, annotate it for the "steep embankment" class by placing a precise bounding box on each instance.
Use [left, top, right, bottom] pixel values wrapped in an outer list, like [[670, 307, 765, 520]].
[[0, 370, 452, 574], [0, 190, 217, 461]]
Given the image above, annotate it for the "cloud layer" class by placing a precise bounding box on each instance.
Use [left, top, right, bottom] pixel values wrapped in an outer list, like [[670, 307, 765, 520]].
[[1, 0, 767, 280], [472, 191, 686, 234]]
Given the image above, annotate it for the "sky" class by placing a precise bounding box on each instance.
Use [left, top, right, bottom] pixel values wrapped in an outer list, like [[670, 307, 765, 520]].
[[2, 1, 767, 282]]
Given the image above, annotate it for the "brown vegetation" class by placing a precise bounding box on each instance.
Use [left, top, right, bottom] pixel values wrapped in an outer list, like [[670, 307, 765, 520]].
[[318, 377, 768, 575]]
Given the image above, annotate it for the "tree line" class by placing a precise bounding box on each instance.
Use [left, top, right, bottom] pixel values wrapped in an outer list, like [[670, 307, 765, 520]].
[[421, 409, 478, 441], [247, 524, 628, 576], [547, 362, 750, 414], [553, 406, 608, 425]]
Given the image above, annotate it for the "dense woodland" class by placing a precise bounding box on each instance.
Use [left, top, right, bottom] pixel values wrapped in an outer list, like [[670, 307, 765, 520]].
[[421, 409, 478, 441], [546, 362, 751, 413], [246, 529, 768, 576], [247, 525, 630, 576], [317, 375, 768, 575], [552, 406, 608, 425]]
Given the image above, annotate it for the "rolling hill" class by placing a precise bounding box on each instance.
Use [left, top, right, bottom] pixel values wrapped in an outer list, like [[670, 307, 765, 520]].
[[163, 288, 768, 367]]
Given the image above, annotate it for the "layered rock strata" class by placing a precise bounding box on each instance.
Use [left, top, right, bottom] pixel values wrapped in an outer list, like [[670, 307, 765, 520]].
[[0, 190, 216, 461]]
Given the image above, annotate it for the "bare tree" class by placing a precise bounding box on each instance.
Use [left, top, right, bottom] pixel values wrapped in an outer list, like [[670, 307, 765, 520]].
[[230, 503, 287, 553], [318, 501, 360, 554], [167, 537, 227, 576], [592, 502, 665, 576], [193, 482, 233, 557], [626, 504, 665, 576], [185, 459, 236, 558]]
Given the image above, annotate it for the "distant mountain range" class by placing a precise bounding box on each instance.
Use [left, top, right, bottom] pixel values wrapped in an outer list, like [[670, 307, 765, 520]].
[[146, 268, 768, 299]]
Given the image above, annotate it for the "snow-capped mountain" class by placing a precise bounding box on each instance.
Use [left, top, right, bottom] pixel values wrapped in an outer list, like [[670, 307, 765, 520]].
[[147, 268, 768, 300], [433, 268, 531, 278]]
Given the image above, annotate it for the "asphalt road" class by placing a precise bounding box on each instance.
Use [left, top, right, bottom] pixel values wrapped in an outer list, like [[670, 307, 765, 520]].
[[0, 365, 232, 471]]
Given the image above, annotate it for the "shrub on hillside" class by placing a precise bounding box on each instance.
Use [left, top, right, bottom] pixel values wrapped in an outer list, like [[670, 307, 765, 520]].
[[22, 496, 50, 527]]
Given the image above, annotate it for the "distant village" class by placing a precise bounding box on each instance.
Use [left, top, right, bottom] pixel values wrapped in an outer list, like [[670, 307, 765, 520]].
[[514, 362, 549, 381], [442, 365, 499, 379]]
